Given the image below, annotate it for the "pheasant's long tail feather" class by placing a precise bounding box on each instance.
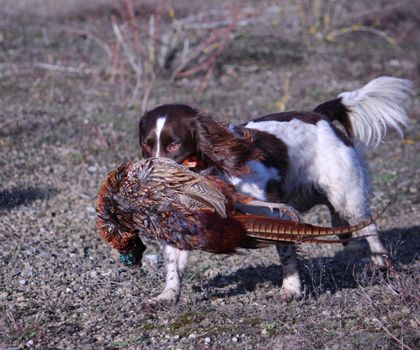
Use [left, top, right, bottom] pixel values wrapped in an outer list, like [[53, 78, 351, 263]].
[[234, 212, 379, 242]]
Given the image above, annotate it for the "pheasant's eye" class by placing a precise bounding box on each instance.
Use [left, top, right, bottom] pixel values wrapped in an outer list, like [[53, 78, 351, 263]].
[[167, 141, 180, 152]]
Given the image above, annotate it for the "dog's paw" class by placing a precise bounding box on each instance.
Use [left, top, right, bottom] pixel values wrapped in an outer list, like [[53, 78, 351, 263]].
[[278, 286, 302, 302], [372, 253, 396, 274], [140, 297, 175, 312], [141, 290, 179, 312]]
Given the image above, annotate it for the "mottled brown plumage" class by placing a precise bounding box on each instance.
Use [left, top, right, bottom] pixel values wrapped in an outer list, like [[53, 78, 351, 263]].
[[96, 158, 378, 260]]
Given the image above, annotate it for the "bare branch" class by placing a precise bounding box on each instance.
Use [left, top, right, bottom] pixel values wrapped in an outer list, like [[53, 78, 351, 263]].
[[111, 19, 142, 76]]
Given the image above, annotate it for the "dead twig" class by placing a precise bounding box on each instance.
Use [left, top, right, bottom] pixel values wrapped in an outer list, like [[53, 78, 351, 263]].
[[33, 63, 98, 74], [123, 0, 145, 57], [372, 317, 413, 350], [111, 20, 142, 77], [174, 5, 241, 80], [325, 25, 400, 48], [61, 25, 113, 59], [111, 18, 146, 109]]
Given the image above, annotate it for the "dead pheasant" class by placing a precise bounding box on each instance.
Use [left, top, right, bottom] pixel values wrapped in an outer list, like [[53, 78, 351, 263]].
[[96, 158, 379, 265]]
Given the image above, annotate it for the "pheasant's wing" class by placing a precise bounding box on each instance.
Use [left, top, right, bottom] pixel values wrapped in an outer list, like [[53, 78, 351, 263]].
[[180, 180, 227, 218], [144, 158, 228, 218]]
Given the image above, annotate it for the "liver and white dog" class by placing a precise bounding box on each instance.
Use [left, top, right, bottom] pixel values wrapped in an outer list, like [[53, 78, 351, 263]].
[[138, 77, 412, 305]]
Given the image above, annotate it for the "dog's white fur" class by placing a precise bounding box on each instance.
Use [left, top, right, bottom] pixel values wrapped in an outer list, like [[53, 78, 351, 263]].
[[339, 77, 412, 147], [148, 77, 412, 305], [155, 116, 167, 157]]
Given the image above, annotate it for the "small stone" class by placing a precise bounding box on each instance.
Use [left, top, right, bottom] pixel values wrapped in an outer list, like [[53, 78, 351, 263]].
[[19, 279, 27, 285], [204, 337, 211, 343], [401, 307, 410, 314], [261, 329, 268, 336], [188, 333, 196, 339], [173, 335, 180, 340], [409, 186, 418, 194], [389, 59, 400, 67], [86, 206, 96, 215], [409, 319, 419, 329], [232, 337, 238, 342], [88, 165, 97, 173]]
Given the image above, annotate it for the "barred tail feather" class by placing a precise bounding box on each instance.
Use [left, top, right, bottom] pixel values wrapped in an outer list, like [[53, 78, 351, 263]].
[[338, 76, 413, 147], [235, 212, 378, 239]]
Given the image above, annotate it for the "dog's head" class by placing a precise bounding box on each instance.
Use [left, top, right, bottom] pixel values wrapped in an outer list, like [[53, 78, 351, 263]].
[[139, 104, 266, 176], [139, 104, 201, 163]]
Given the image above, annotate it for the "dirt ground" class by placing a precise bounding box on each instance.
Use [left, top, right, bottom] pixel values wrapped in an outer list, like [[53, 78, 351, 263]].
[[0, 1, 419, 349]]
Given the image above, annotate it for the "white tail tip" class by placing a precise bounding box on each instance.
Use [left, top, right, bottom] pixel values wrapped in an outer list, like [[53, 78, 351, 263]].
[[339, 76, 413, 147]]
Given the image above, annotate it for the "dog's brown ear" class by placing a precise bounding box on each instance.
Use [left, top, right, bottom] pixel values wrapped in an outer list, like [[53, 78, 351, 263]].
[[138, 113, 146, 148], [194, 113, 264, 176]]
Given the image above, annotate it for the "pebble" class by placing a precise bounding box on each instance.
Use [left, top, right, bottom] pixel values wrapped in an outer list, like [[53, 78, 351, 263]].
[[409, 319, 419, 329], [19, 279, 27, 285], [232, 337, 238, 342], [204, 337, 211, 343], [261, 329, 268, 336], [86, 206, 96, 215], [87, 165, 97, 173], [173, 335, 180, 340]]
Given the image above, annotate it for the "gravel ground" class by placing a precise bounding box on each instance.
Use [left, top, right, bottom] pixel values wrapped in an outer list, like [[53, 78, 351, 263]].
[[1, 1, 419, 349]]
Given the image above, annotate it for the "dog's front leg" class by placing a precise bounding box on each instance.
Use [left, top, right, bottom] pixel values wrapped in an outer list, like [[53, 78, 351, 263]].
[[146, 244, 189, 308], [276, 244, 302, 300]]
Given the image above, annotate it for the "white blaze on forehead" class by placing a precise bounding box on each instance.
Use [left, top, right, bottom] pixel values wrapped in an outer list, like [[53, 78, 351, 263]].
[[155, 116, 167, 156]]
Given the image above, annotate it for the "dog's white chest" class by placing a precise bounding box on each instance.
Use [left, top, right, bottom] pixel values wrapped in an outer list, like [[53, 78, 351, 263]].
[[225, 160, 280, 200]]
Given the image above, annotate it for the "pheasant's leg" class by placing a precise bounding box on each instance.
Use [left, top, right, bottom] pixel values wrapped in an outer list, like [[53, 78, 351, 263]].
[[146, 244, 189, 307], [245, 200, 301, 222], [276, 244, 302, 300]]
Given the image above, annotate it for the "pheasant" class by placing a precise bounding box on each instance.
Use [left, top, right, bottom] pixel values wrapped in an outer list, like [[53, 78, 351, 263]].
[[96, 157, 379, 265]]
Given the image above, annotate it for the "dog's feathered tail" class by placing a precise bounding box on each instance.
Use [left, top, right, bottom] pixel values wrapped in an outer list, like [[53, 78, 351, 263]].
[[314, 77, 413, 147]]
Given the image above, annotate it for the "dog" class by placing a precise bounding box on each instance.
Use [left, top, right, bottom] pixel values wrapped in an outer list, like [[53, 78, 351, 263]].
[[138, 77, 412, 305]]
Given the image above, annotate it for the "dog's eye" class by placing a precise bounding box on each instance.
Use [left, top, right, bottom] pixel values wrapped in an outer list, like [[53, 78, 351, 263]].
[[142, 143, 152, 153], [167, 141, 180, 152]]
